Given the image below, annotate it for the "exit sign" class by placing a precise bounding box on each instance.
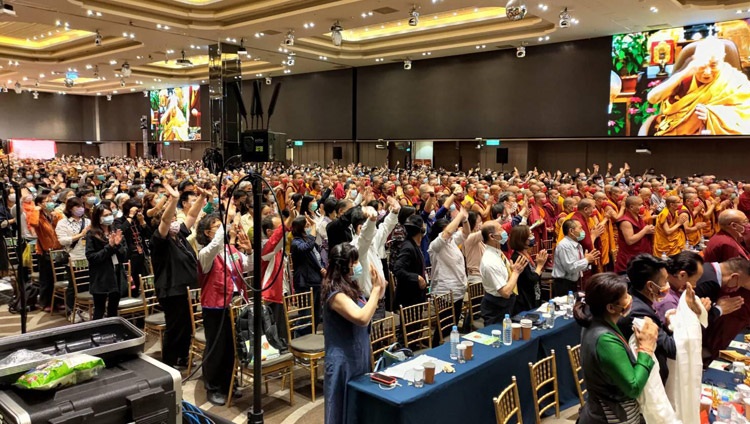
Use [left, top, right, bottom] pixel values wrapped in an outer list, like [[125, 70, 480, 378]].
[[294, 141, 304, 146], [486, 139, 500, 146]]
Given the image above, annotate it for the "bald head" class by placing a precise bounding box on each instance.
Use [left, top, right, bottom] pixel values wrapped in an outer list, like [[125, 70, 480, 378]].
[[578, 199, 595, 216], [718, 209, 748, 231], [625, 196, 642, 208], [563, 197, 577, 213]]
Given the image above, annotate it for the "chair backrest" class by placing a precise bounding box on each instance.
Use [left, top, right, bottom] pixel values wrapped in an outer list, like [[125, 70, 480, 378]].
[[49, 249, 69, 285], [69, 258, 90, 295], [4, 237, 18, 268], [370, 315, 397, 369], [187, 287, 203, 333], [567, 344, 586, 406], [140, 275, 158, 314], [528, 349, 559, 424], [493, 376, 523, 424], [283, 289, 315, 342], [467, 282, 485, 322], [432, 292, 455, 345], [399, 302, 432, 350], [387, 271, 396, 311]]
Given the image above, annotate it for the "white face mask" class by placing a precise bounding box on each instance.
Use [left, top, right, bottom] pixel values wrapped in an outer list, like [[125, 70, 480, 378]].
[[169, 221, 181, 235]]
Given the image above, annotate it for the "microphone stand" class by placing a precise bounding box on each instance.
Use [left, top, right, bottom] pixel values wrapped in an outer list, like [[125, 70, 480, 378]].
[[247, 170, 264, 424]]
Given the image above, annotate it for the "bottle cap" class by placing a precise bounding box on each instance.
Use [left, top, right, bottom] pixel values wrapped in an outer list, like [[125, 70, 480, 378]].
[[452, 325, 457, 331], [722, 395, 729, 401], [504, 314, 510, 318]]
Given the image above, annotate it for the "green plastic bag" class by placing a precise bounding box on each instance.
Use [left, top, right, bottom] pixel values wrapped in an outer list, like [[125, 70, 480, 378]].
[[15, 354, 105, 391]]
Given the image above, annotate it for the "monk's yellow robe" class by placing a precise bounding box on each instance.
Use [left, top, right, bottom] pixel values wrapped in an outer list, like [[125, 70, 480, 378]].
[[653, 208, 686, 256]]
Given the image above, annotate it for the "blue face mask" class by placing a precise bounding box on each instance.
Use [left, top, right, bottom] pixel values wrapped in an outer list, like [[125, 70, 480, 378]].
[[352, 262, 363, 282], [45, 202, 55, 211], [101, 215, 114, 226], [576, 230, 586, 242], [528, 235, 536, 247], [97, 175, 105, 181], [305, 227, 312, 235], [310, 202, 319, 212], [716, 189, 723, 196], [499, 231, 508, 245], [449, 204, 457, 212]]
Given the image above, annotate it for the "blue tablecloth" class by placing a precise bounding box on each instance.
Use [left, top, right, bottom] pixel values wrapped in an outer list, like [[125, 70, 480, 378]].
[[346, 317, 582, 424]]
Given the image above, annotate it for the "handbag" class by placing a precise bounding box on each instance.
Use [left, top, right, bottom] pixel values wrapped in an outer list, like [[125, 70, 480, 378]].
[[373, 343, 413, 373]]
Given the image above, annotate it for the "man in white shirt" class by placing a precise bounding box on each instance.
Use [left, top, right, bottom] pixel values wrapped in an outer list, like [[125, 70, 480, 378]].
[[551, 219, 600, 297], [479, 222, 527, 325]]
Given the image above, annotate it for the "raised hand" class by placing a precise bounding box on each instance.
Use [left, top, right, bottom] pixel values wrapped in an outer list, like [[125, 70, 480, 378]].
[[511, 255, 529, 274], [535, 250, 548, 267], [236, 230, 253, 253]]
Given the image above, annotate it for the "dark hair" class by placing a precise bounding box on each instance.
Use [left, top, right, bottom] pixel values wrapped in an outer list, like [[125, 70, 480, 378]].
[[404, 215, 424, 238], [562, 219, 579, 236], [299, 195, 315, 215], [64, 197, 84, 218], [429, 218, 449, 242], [626, 254, 667, 291], [261, 215, 279, 237], [178, 191, 196, 209], [196, 213, 221, 246], [573, 272, 628, 328], [508, 225, 531, 251], [323, 197, 338, 215], [467, 211, 479, 230], [481, 224, 498, 243], [88, 203, 112, 242], [666, 251, 704, 277], [290, 193, 302, 209], [122, 198, 142, 218], [232, 189, 248, 201], [178, 180, 194, 192], [397, 206, 416, 225], [335, 200, 351, 215], [490, 203, 504, 220], [291, 216, 308, 238], [321, 243, 361, 302], [350, 207, 366, 233]]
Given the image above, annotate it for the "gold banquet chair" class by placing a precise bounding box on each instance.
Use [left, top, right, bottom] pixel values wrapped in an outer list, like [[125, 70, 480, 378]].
[[69, 259, 94, 321], [187, 287, 205, 376], [49, 249, 70, 316], [399, 302, 432, 352], [493, 376, 523, 424], [370, 315, 397, 370], [283, 289, 325, 402], [141, 275, 165, 343], [528, 350, 560, 424], [567, 344, 587, 406], [432, 292, 456, 345]]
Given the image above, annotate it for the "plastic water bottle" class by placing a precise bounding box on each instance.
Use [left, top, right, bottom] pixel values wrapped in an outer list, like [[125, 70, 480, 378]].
[[449, 326, 460, 360], [567, 291, 575, 306], [661, 251, 668, 261], [502, 314, 512, 346], [546, 300, 556, 329], [717, 395, 732, 420]]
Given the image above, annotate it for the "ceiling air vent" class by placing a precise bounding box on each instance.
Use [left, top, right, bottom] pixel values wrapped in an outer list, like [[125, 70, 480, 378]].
[[373, 7, 399, 14]]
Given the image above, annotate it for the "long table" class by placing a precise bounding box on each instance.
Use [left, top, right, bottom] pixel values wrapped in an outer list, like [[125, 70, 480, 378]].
[[346, 317, 582, 424]]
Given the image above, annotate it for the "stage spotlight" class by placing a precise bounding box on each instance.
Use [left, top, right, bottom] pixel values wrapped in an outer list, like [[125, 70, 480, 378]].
[[94, 30, 102, 46], [331, 21, 343, 46], [284, 31, 295, 46], [516, 46, 526, 58], [13, 82, 21, 94], [32, 91, 38, 100], [559, 7, 571, 28], [403, 59, 412, 70], [506, 0, 527, 21], [106, 94, 112, 101], [265, 76, 272, 85], [408, 7, 419, 26], [121, 61, 131, 77]]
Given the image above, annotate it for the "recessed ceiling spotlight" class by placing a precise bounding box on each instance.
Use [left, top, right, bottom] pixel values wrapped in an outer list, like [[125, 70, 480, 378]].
[[650, 6, 658, 13], [318, 55, 328, 60], [421, 52, 431, 56], [375, 58, 384, 62], [38, 73, 45, 78], [303, 22, 315, 29], [85, 64, 93, 69], [109, 59, 117, 65], [538, 3, 548, 11], [284, 69, 291, 74], [254, 32, 265, 38], [130, 88, 135, 92], [22, 76, 27, 81]]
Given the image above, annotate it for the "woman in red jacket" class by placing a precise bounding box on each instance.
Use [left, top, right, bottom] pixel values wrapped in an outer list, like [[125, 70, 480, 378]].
[[196, 214, 253, 406]]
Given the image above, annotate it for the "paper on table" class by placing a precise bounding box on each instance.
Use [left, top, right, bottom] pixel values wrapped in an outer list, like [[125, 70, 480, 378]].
[[462, 331, 497, 346], [382, 355, 453, 382], [729, 340, 749, 351], [708, 360, 729, 371]]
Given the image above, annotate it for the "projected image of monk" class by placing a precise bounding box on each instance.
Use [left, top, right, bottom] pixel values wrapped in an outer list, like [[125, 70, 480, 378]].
[[647, 37, 750, 136]]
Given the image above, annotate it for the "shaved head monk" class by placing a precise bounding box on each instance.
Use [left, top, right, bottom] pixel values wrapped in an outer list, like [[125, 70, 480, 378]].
[[704, 209, 750, 262], [653, 196, 688, 257]]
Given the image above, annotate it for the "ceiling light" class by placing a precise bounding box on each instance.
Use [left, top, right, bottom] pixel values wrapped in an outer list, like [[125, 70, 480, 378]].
[[409, 6, 420, 26], [163, 25, 170, 30], [516, 46, 526, 58], [571, 18, 579, 24], [283, 69, 291, 74], [109, 59, 117, 65], [32, 91, 38, 100], [13, 82, 21, 94], [87, 10, 93, 16], [95, 30, 102, 46], [106, 94, 112, 101], [506, 0, 527, 21], [85, 64, 93, 70], [21, 76, 27, 81], [303, 22, 315, 29], [284, 30, 295, 46], [176, 50, 193, 67], [136, 55, 142, 59], [319, 55, 328, 60], [559, 7, 571, 27], [156, 24, 162, 28], [38, 73, 45, 78], [404, 59, 412, 70], [331, 21, 343, 47], [254, 32, 264, 38], [130, 88, 135, 92], [650, 6, 658, 13], [64, 78, 74, 88], [538, 3, 548, 11], [112, 90, 118, 94], [166, 49, 174, 54], [120, 78, 125, 87]]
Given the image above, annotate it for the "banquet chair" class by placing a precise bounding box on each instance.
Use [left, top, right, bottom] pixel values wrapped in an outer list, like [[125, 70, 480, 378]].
[[69, 259, 93, 322], [464, 282, 485, 331], [432, 292, 456, 345], [49, 249, 69, 316], [141, 275, 165, 343], [529, 350, 560, 424], [227, 299, 294, 407], [493, 376, 523, 424], [4, 237, 18, 271], [370, 315, 397, 369], [399, 302, 432, 352], [187, 287, 205, 376], [567, 344, 587, 406], [387, 271, 397, 312], [118, 262, 146, 323], [30, 251, 40, 285], [283, 289, 325, 402]]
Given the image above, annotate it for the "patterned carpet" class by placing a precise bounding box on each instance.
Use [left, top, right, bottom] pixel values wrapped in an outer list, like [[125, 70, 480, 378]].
[[0, 308, 325, 424]]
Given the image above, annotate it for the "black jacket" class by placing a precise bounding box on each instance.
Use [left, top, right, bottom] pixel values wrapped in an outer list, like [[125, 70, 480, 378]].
[[618, 290, 676, 384], [85, 231, 128, 295], [326, 208, 355, 254], [290, 234, 324, 290], [393, 238, 426, 309], [695, 263, 724, 326]]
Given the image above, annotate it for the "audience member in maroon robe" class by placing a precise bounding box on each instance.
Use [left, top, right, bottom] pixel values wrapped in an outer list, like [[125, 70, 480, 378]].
[[704, 209, 750, 263]]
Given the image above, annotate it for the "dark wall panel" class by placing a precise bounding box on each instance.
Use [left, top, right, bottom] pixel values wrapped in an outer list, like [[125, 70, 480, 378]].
[[98, 93, 148, 141], [243, 69, 353, 141], [356, 37, 611, 140], [0, 92, 84, 141]]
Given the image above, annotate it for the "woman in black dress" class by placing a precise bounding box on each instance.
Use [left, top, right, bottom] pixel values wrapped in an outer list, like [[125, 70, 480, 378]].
[[508, 225, 548, 315]]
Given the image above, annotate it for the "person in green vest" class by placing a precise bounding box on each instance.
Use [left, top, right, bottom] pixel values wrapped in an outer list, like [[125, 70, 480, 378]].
[[573, 272, 659, 423]]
